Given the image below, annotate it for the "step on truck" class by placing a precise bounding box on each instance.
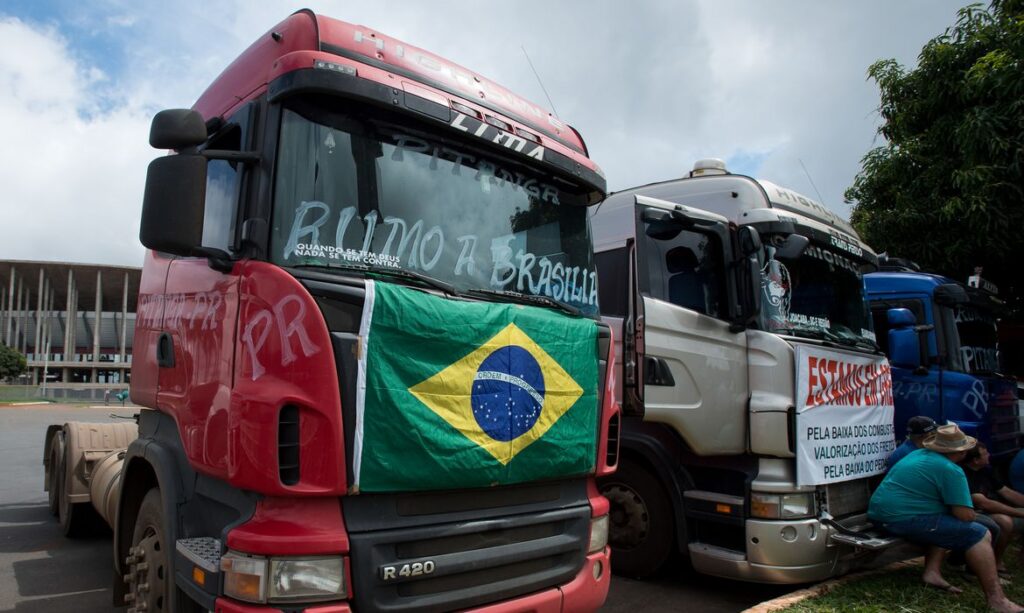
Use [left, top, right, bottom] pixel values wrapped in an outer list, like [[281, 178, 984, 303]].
[[865, 261, 1020, 461], [42, 10, 619, 612], [590, 159, 898, 583]]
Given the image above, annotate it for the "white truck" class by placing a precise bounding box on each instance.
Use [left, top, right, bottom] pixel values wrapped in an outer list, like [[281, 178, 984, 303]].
[[591, 159, 898, 583]]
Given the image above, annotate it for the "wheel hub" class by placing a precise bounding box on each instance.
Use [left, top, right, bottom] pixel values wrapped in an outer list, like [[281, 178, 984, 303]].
[[601, 482, 650, 550], [124, 529, 166, 612]]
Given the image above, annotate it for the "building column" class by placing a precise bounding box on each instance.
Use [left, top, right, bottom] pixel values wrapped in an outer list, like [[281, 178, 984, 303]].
[[119, 271, 129, 364], [4, 266, 14, 346], [64, 270, 73, 364], [14, 277, 24, 354], [92, 270, 102, 382], [0, 285, 6, 346], [42, 287, 54, 391], [33, 269, 44, 361]]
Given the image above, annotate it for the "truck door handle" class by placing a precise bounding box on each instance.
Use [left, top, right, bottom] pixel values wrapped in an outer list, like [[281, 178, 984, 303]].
[[644, 356, 675, 386], [156, 332, 176, 368]]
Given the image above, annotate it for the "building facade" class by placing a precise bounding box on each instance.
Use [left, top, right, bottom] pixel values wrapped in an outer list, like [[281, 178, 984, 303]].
[[0, 260, 140, 398]]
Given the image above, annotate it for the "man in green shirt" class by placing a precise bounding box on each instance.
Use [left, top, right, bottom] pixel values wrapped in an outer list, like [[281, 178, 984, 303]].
[[868, 425, 1021, 612]]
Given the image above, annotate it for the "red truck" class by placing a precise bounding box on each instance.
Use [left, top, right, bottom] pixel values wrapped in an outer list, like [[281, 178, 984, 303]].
[[43, 10, 618, 612]]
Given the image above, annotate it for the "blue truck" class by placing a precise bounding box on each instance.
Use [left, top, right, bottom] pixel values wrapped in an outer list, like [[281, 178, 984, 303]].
[[865, 261, 1020, 461]]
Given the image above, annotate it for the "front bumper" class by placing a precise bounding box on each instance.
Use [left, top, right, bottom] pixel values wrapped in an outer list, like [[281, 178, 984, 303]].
[[689, 514, 894, 584], [213, 549, 611, 613]]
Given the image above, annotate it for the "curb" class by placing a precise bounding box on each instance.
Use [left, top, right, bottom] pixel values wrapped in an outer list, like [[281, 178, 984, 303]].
[[739, 557, 924, 613]]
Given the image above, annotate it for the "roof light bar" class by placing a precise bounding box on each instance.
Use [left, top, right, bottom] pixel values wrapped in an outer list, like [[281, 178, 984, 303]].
[[450, 101, 481, 119], [514, 127, 541, 144], [484, 115, 513, 132], [313, 59, 357, 76]]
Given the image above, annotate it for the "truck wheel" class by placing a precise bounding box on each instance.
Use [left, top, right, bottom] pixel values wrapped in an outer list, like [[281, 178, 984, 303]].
[[47, 434, 63, 517], [599, 461, 674, 577], [57, 440, 93, 537], [125, 489, 171, 612]]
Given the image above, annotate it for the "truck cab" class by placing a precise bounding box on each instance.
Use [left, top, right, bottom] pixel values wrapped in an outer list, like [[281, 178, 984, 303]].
[[591, 160, 896, 583], [865, 264, 1019, 461], [46, 11, 619, 612]]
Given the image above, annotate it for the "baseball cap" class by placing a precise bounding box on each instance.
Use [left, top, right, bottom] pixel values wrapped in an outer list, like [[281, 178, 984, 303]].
[[907, 416, 937, 436]]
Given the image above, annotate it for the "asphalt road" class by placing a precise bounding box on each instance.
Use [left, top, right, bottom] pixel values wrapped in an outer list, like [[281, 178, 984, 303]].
[[0, 403, 791, 612]]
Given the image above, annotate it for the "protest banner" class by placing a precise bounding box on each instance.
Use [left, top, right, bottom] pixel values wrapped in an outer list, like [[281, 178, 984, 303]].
[[795, 345, 896, 486]]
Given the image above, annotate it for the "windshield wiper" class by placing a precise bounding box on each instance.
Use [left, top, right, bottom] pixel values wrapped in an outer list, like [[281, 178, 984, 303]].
[[464, 288, 582, 317], [787, 326, 880, 352], [293, 263, 457, 295]]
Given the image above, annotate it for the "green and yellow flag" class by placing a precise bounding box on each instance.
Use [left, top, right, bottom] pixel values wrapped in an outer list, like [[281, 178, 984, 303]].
[[353, 281, 599, 492]]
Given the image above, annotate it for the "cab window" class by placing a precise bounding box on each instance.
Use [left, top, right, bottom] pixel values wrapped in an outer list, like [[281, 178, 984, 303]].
[[640, 226, 724, 318]]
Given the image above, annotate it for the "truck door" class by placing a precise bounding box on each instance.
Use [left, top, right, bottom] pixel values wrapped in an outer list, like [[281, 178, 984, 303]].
[[156, 117, 247, 475], [634, 200, 749, 454]]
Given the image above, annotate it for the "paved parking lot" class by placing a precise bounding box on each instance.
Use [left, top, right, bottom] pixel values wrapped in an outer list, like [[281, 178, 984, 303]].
[[0, 404, 789, 612]]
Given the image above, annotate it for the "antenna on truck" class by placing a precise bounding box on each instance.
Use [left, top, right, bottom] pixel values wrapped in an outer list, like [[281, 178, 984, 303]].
[[521, 45, 560, 119], [798, 158, 827, 205]]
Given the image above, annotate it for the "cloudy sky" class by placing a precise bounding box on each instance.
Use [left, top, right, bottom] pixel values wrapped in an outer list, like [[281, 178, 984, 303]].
[[0, 0, 967, 267]]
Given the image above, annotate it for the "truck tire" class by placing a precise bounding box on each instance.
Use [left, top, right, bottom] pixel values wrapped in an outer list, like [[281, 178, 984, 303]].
[[125, 489, 171, 612], [46, 434, 63, 517], [599, 460, 674, 577], [57, 437, 93, 537]]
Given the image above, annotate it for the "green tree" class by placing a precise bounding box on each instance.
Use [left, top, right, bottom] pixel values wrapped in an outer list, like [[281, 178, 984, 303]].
[[0, 343, 27, 382], [846, 0, 1024, 317]]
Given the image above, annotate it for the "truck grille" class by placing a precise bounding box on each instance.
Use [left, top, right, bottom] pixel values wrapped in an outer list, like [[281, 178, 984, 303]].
[[823, 479, 870, 518], [344, 480, 590, 612]]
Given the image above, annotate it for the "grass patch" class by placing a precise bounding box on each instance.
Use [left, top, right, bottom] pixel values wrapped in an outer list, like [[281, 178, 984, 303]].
[[780, 546, 1024, 612]]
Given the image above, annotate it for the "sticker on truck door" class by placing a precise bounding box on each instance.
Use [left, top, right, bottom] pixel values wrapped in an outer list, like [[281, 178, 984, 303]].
[[795, 345, 896, 486]]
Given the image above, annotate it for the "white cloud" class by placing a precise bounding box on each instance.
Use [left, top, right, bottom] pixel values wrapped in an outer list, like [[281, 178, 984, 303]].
[[0, 1, 967, 266], [0, 17, 151, 267]]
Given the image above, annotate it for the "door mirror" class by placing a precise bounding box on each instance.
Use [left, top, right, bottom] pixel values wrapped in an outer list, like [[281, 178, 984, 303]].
[[887, 308, 926, 369], [774, 234, 810, 260], [641, 207, 694, 240], [140, 154, 208, 256], [150, 109, 208, 150], [743, 254, 762, 324], [738, 226, 762, 256]]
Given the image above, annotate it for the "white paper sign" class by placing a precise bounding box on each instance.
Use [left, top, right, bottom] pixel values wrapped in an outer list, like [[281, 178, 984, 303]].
[[795, 345, 896, 486]]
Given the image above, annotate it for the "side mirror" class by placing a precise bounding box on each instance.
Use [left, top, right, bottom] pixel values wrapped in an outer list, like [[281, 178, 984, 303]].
[[774, 234, 810, 260], [887, 307, 931, 370], [150, 109, 208, 150], [887, 308, 916, 328], [745, 254, 762, 322], [738, 226, 762, 256], [642, 207, 692, 240], [140, 154, 208, 256]]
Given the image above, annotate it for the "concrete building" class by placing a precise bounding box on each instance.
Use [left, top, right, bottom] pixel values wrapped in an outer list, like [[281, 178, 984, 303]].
[[0, 260, 140, 399]]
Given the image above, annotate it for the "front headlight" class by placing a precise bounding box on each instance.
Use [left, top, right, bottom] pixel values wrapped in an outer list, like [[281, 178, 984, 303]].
[[750, 492, 816, 519], [588, 515, 609, 553], [222, 550, 347, 604], [270, 557, 346, 602]]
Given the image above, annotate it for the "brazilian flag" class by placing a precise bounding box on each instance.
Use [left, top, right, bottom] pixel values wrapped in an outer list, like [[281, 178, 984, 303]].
[[353, 281, 599, 492]]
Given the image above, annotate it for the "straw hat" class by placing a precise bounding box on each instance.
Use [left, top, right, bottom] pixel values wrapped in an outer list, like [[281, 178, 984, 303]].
[[922, 424, 976, 453]]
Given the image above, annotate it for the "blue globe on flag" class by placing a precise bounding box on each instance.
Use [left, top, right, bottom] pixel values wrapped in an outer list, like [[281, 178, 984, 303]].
[[471, 346, 546, 442]]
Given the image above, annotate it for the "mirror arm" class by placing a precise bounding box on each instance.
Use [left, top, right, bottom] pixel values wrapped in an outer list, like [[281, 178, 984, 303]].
[[194, 247, 235, 273], [202, 149, 261, 163]]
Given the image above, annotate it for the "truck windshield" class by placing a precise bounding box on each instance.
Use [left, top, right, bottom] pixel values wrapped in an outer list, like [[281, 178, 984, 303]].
[[270, 102, 598, 315], [759, 237, 875, 348], [954, 305, 1000, 373]]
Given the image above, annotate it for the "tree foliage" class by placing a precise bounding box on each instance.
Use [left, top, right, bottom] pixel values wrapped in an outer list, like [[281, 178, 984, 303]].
[[846, 0, 1024, 317], [0, 343, 27, 382]]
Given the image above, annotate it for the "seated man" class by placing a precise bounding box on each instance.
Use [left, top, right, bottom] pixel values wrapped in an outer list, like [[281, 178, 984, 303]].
[[886, 415, 937, 469], [869, 425, 1021, 612], [962, 441, 1024, 570]]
